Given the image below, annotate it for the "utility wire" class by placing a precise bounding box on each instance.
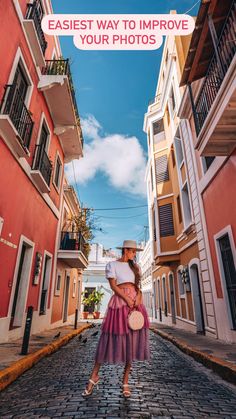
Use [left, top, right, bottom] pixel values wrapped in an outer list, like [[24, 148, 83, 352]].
[[96, 212, 147, 220], [91, 204, 148, 211]]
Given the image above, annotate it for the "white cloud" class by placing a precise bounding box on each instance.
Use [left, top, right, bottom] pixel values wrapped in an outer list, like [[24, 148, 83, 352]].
[[65, 115, 147, 197]]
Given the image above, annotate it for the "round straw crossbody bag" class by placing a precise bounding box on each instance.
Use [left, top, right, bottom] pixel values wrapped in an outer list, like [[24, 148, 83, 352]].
[[128, 308, 144, 331]]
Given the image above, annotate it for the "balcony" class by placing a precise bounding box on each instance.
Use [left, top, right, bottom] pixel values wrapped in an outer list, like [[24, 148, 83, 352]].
[[31, 144, 52, 193], [38, 59, 83, 163], [23, 1, 47, 67], [148, 94, 161, 112], [193, 1, 236, 156], [155, 253, 180, 267], [58, 231, 88, 269], [0, 84, 34, 157]]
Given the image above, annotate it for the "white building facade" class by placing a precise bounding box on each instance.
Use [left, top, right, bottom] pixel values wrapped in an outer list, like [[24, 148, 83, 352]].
[[82, 243, 118, 316]]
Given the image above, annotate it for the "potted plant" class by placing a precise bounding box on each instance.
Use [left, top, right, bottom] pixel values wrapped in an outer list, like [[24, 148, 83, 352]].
[[90, 290, 104, 319], [81, 292, 93, 319]]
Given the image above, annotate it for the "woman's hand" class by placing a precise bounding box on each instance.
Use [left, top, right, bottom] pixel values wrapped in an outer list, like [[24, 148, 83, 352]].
[[126, 296, 135, 308], [134, 290, 142, 307]]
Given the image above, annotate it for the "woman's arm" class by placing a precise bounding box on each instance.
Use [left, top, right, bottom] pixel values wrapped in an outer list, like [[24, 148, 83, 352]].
[[108, 278, 134, 308]]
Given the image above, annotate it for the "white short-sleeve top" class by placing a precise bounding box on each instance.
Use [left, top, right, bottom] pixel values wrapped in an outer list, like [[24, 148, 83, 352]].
[[105, 260, 140, 285]]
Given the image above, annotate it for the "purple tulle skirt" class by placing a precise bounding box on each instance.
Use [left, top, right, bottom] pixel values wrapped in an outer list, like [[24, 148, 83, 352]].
[[95, 286, 150, 364]]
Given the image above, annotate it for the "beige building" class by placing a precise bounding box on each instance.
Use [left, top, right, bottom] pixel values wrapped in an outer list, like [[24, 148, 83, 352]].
[[179, 0, 236, 342], [144, 13, 217, 336]]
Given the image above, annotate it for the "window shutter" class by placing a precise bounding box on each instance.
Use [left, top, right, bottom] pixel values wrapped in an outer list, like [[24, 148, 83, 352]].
[[159, 204, 174, 237], [155, 155, 169, 183]]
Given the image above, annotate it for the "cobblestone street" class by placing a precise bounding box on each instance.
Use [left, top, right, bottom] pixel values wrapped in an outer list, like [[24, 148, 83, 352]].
[[0, 326, 236, 419]]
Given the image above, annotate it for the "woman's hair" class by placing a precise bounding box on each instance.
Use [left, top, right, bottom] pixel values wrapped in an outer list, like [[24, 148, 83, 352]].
[[122, 248, 141, 291]]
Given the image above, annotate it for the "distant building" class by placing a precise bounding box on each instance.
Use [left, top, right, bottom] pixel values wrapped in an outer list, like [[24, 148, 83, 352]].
[[137, 240, 153, 317], [82, 244, 118, 316], [143, 11, 215, 335], [51, 183, 88, 327]]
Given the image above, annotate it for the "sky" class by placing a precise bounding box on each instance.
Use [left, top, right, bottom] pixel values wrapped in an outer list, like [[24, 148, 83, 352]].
[[51, 0, 200, 251]]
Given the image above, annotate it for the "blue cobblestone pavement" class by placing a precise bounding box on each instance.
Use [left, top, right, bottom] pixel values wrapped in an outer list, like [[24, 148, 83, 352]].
[[0, 325, 236, 418]]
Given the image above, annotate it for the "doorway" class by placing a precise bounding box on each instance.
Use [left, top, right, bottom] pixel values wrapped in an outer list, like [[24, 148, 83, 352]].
[[9, 241, 33, 329], [190, 264, 205, 334], [169, 273, 176, 324], [218, 234, 236, 329], [39, 254, 52, 315], [63, 273, 70, 322]]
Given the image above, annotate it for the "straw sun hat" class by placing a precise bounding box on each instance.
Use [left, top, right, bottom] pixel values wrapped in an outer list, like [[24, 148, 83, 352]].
[[116, 240, 143, 251]]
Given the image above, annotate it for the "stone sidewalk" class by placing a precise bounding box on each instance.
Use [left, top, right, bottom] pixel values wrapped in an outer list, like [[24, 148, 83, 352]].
[[151, 322, 236, 384], [0, 321, 96, 391]]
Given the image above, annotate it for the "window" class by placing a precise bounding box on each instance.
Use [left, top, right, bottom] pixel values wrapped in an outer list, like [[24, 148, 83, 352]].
[[153, 119, 164, 136], [182, 183, 192, 227], [159, 203, 175, 237], [153, 208, 156, 242], [166, 105, 170, 126], [155, 155, 169, 184], [174, 137, 184, 166], [55, 272, 62, 296], [202, 156, 216, 173], [171, 146, 176, 167], [177, 195, 182, 224], [150, 166, 154, 191], [178, 270, 185, 296], [169, 86, 176, 113], [53, 154, 62, 189]]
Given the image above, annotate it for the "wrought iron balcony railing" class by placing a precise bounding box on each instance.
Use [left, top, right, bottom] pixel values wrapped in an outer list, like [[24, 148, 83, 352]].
[[25, 1, 47, 55], [0, 84, 34, 150], [41, 59, 79, 119], [60, 231, 86, 254], [32, 144, 52, 186], [195, 1, 236, 135]]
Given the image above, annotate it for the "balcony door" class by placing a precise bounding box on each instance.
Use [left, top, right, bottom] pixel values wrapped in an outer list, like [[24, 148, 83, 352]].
[[13, 66, 28, 101], [38, 124, 48, 160], [35, 0, 44, 21], [7, 66, 28, 132]]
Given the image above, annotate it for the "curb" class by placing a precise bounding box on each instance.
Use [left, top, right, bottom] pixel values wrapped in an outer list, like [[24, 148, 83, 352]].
[[150, 326, 236, 385], [0, 323, 92, 392]]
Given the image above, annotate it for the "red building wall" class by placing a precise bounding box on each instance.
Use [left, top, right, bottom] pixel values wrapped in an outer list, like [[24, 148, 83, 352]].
[[202, 150, 236, 298], [0, 0, 65, 325]]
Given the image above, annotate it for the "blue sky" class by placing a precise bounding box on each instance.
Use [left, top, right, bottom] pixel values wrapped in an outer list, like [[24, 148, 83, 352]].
[[51, 0, 199, 251]]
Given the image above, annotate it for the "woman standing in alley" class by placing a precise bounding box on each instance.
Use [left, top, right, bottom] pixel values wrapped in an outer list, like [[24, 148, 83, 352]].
[[82, 240, 150, 398]]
